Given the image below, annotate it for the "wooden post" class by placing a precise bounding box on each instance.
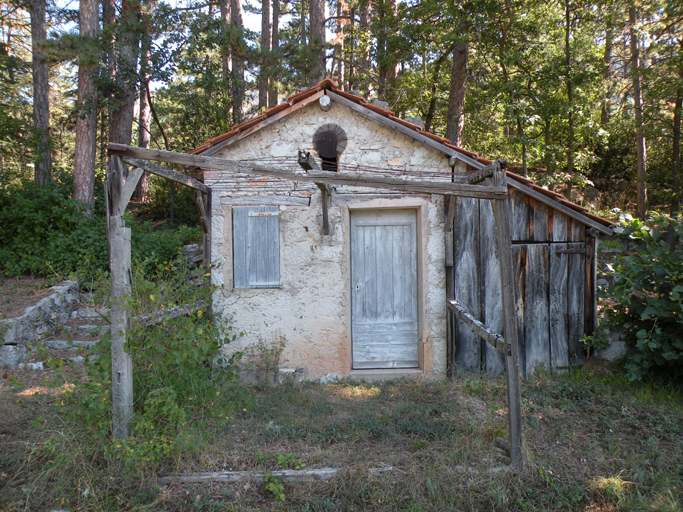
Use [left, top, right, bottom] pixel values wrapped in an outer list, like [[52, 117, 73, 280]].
[[316, 183, 332, 235], [107, 155, 134, 439], [491, 161, 524, 470]]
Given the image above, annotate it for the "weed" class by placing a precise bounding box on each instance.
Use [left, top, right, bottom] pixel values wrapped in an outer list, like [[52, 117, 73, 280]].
[[243, 336, 286, 373], [265, 473, 286, 501]]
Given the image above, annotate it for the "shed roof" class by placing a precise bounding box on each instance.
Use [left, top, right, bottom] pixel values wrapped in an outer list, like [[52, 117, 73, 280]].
[[193, 79, 613, 235]]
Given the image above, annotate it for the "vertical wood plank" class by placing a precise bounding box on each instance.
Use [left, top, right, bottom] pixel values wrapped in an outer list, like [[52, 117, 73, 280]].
[[512, 245, 527, 378], [532, 200, 549, 242], [552, 212, 568, 242], [567, 243, 586, 366], [549, 244, 569, 368], [453, 197, 481, 370], [109, 214, 133, 439], [491, 163, 524, 470], [524, 244, 550, 375], [479, 197, 505, 374], [508, 189, 530, 242]]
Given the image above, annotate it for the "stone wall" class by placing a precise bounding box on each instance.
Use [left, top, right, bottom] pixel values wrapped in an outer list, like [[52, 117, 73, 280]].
[[205, 98, 455, 380], [0, 282, 79, 368]]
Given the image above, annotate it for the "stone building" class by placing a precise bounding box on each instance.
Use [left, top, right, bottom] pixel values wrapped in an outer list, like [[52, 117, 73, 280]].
[[193, 79, 613, 380]]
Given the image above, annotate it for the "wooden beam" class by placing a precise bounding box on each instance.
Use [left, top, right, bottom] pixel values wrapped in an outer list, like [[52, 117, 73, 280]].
[[506, 179, 612, 235], [118, 155, 210, 193], [109, 214, 134, 438], [200, 90, 326, 157], [445, 196, 456, 232], [447, 300, 509, 356], [464, 161, 497, 184], [195, 189, 209, 233], [298, 150, 321, 171], [326, 91, 485, 170], [491, 164, 524, 471], [119, 167, 144, 212], [107, 144, 507, 199], [219, 195, 311, 207], [254, 167, 507, 199], [317, 183, 332, 235], [107, 155, 125, 217], [202, 190, 212, 271]]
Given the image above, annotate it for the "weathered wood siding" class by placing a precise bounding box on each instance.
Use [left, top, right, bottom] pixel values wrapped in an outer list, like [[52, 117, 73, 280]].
[[450, 188, 592, 376]]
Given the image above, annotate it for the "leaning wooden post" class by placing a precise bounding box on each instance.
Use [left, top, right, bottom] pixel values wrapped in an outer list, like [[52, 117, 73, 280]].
[[491, 160, 524, 470], [107, 155, 134, 438]]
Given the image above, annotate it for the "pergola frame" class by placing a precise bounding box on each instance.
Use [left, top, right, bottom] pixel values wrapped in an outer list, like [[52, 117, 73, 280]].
[[105, 143, 524, 470]]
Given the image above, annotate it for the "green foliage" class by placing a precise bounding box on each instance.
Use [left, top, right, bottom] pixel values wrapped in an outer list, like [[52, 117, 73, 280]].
[[0, 174, 201, 280], [600, 217, 683, 383], [61, 262, 245, 469], [265, 473, 286, 502]]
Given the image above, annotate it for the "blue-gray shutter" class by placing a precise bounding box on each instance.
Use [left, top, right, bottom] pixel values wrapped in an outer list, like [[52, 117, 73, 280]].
[[233, 206, 280, 288]]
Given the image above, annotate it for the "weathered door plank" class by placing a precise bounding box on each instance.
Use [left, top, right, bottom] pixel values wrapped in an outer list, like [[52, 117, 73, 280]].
[[351, 210, 418, 369]]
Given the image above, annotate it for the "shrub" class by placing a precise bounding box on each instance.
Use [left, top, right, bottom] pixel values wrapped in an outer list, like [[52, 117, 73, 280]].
[[0, 173, 201, 280], [63, 261, 245, 468], [600, 216, 683, 384]]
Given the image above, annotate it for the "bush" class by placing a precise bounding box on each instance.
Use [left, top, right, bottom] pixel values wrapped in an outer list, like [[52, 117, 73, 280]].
[[63, 261, 245, 468], [0, 173, 201, 280], [600, 216, 683, 384]]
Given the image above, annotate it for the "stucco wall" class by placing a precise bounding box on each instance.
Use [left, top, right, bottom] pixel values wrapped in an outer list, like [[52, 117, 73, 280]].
[[204, 97, 454, 380]]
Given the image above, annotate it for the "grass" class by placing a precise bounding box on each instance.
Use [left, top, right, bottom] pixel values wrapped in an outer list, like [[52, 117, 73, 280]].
[[1, 360, 682, 511]]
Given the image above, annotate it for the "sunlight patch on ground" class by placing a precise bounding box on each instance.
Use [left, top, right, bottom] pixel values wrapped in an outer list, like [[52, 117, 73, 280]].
[[16, 383, 73, 397], [335, 385, 381, 400]]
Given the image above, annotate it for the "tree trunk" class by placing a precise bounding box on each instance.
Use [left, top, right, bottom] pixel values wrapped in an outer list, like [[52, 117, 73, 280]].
[[268, 0, 279, 106], [102, 0, 115, 157], [220, 0, 232, 86], [424, 47, 451, 133], [259, 0, 271, 109], [358, 0, 370, 91], [30, 0, 51, 185], [333, 0, 346, 90], [109, 0, 140, 146], [446, 40, 468, 146], [666, 87, 682, 249], [630, 3, 647, 219], [73, 0, 98, 215], [601, 14, 613, 127], [565, 0, 574, 200], [230, 0, 245, 123], [136, 0, 155, 202], [309, 0, 325, 83]]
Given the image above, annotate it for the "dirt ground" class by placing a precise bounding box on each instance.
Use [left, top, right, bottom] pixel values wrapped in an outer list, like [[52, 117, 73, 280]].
[[0, 273, 65, 319]]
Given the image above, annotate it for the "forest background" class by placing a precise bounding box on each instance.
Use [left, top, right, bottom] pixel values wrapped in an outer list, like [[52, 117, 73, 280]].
[[1, 0, 682, 223]]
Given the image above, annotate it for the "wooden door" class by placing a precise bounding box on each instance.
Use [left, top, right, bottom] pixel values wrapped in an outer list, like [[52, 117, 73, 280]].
[[350, 209, 418, 369]]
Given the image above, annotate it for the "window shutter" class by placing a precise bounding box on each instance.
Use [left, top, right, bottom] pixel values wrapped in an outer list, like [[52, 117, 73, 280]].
[[233, 206, 280, 288]]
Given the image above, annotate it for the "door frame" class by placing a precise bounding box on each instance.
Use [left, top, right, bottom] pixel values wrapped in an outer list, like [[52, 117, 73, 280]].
[[345, 202, 426, 372]]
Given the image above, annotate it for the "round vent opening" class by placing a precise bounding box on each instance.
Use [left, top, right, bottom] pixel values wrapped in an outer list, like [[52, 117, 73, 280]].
[[313, 124, 347, 161]]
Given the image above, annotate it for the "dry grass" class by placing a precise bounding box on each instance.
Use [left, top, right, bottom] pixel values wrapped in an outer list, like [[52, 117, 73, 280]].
[[0, 272, 61, 319], [1, 359, 681, 511]]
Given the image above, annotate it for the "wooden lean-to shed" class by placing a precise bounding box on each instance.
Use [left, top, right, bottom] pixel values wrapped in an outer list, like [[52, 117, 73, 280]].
[[191, 79, 613, 381]]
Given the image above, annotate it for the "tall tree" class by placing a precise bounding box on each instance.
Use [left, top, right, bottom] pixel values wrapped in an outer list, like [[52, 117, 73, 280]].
[[268, 0, 279, 107], [230, 0, 245, 123], [73, 0, 99, 215], [309, 0, 325, 83], [136, 0, 155, 202], [446, 38, 468, 146], [259, 0, 271, 108], [30, 0, 51, 185], [109, 0, 140, 145], [630, 2, 647, 219]]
